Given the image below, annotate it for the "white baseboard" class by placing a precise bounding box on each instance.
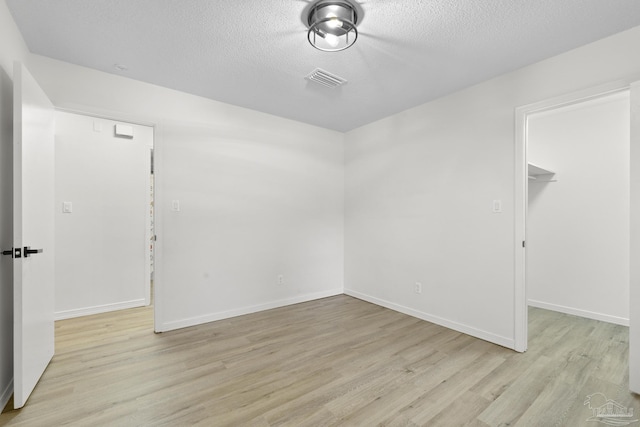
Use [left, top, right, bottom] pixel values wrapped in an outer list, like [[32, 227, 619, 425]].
[[528, 299, 629, 326], [55, 299, 147, 320], [0, 378, 12, 412], [345, 289, 515, 350], [159, 288, 344, 332]]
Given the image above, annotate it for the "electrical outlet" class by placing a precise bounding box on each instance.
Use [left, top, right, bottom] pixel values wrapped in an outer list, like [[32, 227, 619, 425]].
[[277, 274, 284, 286], [414, 282, 422, 294]]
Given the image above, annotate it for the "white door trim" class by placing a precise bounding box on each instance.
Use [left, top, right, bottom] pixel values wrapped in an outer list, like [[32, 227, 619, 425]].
[[514, 79, 636, 353], [54, 107, 156, 128], [630, 80, 640, 394]]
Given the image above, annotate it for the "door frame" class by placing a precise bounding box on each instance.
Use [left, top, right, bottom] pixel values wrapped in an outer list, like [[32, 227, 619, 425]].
[[514, 79, 638, 392], [54, 107, 163, 333], [630, 81, 640, 394]]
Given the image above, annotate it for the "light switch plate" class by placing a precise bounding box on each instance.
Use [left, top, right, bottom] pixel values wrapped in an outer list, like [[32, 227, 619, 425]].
[[63, 201, 73, 213], [492, 200, 502, 213]]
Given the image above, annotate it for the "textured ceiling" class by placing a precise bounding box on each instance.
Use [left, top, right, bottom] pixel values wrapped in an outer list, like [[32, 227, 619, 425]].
[[6, 0, 640, 132]]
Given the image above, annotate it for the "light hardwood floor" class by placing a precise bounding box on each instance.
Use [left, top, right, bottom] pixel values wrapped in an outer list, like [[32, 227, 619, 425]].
[[1, 295, 638, 426]]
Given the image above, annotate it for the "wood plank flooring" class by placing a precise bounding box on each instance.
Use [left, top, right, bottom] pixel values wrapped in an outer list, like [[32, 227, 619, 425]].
[[1, 295, 638, 426]]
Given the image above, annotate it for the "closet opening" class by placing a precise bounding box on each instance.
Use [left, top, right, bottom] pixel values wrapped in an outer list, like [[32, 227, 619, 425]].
[[54, 110, 155, 322]]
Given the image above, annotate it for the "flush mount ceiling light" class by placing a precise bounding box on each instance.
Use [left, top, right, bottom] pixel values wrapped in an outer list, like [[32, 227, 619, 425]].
[[307, 0, 358, 52]]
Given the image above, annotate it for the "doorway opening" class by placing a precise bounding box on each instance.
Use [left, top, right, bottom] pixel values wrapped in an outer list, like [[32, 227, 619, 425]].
[[525, 91, 630, 328], [514, 81, 633, 353], [53, 110, 155, 322]]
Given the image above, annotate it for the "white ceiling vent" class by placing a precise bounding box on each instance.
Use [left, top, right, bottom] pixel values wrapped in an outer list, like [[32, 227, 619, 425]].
[[305, 68, 347, 89]]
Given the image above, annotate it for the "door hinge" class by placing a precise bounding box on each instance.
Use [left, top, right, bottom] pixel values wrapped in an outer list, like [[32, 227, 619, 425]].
[[522, 241, 526, 248]]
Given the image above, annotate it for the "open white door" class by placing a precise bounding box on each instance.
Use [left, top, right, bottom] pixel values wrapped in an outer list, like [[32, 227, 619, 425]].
[[12, 62, 55, 408]]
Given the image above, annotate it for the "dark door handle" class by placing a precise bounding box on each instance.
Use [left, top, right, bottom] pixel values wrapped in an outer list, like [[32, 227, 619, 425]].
[[24, 246, 43, 257], [2, 248, 22, 258]]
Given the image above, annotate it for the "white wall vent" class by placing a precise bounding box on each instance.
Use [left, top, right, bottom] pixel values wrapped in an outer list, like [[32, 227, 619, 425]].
[[305, 68, 347, 89]]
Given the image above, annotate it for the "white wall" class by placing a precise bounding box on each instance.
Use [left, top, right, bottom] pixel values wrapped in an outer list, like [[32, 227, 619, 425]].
[[0, 0, 29, 410], [527, 92, 630, 325], [23, 54, 345, 331], [54, 111, 153, 319], [158, 123, 344, 329], [345, 26, 640, 349]]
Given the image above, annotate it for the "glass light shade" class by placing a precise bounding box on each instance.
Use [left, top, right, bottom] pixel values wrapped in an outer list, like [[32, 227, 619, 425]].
[[307, 1, 358, 52]]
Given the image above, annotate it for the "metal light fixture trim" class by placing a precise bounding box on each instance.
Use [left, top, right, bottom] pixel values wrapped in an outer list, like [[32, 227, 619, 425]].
[[307, 1, 358, 52]]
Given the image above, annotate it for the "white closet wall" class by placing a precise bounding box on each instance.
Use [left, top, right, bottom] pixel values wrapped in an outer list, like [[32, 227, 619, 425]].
[[527, 91, 630, 325]]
